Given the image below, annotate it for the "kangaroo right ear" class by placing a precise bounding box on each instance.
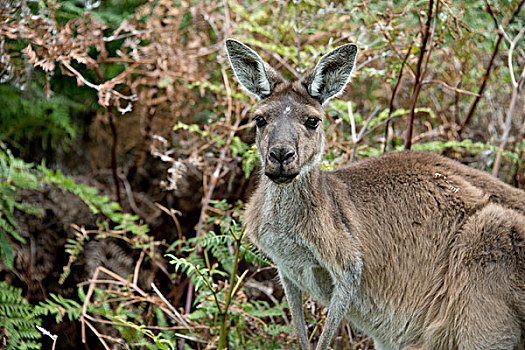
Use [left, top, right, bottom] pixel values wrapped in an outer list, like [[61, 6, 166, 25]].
[[226, 39, 284, 100], [302, 44, 357, 106]]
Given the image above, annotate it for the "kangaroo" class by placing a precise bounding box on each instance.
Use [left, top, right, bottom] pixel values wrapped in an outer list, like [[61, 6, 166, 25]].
[[225, 39, 525, 350]]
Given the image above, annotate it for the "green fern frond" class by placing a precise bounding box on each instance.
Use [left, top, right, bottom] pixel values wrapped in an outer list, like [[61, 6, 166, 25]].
[[0, 145, 152, 269], [0, 282, 42, 350], [35, 293, 83, 323], [242, 243, 270, 267], [166, 254, 215, 293]]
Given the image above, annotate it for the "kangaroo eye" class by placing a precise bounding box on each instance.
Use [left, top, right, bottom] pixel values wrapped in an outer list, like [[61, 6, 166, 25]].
[[304, 117, 320, 129], [252, 116, 267, 127]]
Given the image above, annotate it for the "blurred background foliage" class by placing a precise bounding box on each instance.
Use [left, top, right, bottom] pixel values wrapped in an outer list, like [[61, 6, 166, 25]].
[[0, 0, 524, 349]]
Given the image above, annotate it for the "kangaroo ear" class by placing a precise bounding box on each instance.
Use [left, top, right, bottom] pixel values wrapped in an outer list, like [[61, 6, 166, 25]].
[[226, 39, 284, 100], [303, 44, 357, 106]]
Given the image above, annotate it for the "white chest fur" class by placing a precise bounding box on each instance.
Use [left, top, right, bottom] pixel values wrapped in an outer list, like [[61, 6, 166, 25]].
[[255, 181, 335, 305]]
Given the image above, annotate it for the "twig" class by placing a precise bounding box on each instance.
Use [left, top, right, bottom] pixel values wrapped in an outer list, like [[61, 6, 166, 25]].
[[133, 250, 145, 287], [348, 102, 357, 144], [350, 108, 379, 163], [82, 318, 111, 350], [221, 66, 233, 126], [36, 325, 58, 350], [458, 35, 502, 135], [421, 80, 480, 97], [81, 265, 197, 348], [173, 332, 208, 343], [103, 29, 154, 42], [459, 0, 525, 135], [151, 282, 190, 328], [502, 25, 525, 88], [182, 99, 246, 348], [421, 0, 440, 79], [361, 0, 416, 78], [383, 44, 412, 152], [264, 49, 301, 79], [59, 59, 137, 103], [155, 203, 183, 252], [492, 25, 525, 176], [119, 171, 148, 218], [222, 0, 231, 38], [293, 0, 302, 71], [107, 110, 121, 204], [355, 51, 393, 72], [404, 0, 436, 150]]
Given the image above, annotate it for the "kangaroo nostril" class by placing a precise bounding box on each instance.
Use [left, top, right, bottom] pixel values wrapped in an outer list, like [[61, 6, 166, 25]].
[[269, 150, 280, 164], [268, 147, 296, 165], [282, 150, 296, 164]]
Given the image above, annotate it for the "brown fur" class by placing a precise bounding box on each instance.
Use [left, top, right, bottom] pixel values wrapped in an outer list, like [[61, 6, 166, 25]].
[[227, 39, 525, 350]]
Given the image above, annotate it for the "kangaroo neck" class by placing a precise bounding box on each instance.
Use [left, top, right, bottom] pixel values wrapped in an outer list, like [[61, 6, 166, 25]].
[[260, 166, 324, 204]]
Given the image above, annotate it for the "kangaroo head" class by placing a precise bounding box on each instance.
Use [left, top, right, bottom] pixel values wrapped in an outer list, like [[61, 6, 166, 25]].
[[226, 39, 357, 185]]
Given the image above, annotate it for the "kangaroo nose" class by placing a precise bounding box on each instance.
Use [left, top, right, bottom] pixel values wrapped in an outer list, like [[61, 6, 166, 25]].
[[268, 146, 296, 165]]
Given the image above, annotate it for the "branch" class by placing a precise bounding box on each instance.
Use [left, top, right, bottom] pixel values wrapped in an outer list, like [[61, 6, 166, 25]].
[[421, 79, 480, 97], [404, 0, 436, 150], [361, 0, 416, 78], [293, 0, 302, 72], [492, 22, 525, 176], [500, 25, 525, 88], [36, 326, 58, 350], [491, 74, 522, 177], [182, 103, 246, 340], [383, 44, 412, 152], [459, 0, 525, 134], [350, 108, 379, 163]]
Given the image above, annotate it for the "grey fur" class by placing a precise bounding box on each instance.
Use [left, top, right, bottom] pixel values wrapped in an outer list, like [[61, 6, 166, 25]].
[[227, 40, 525, 350]]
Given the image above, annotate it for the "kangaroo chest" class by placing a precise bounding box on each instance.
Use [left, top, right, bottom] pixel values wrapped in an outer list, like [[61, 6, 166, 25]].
[[254, 192, 335, 305], [258, 221, 334, 305]]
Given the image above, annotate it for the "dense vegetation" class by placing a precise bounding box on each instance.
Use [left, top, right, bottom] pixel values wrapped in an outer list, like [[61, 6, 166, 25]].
[[0, 0, 524, 349]]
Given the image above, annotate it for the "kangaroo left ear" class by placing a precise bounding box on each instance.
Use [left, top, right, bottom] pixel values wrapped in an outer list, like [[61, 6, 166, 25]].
[[302, 44, 357, 106]]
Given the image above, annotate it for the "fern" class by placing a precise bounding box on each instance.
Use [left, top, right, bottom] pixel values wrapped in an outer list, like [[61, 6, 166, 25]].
[[110, 318, 176, 350], [242, 243, 270, 267], [0, 145, 152, 269], [0, 147, 43, 268], [59, 226, 90, 284], [35, 292, 83, 323], [0, 84, 79, 150], [166, 254, 218, 294], [244, 300, 286, 318], [0, 282, 42, 350], [191, 231, 233, 272]]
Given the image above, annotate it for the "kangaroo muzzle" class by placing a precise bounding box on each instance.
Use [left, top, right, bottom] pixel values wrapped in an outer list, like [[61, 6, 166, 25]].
[[265, 145, 299, 184]]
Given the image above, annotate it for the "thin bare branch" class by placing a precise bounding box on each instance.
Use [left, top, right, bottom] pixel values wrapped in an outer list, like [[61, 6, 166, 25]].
[[404, 0, 436, 150], [421, 79, 480, 97], [361, 0, 416, 78], [492, 77, 521, 177], [151, 282, 191, 328], [500, 25, 525, 88], [36, 325, 58, 350], [459, 0, 525, 134], [350, 108, 379, 163], [383, 44, 412, 152], [492, 23, 525, 176]]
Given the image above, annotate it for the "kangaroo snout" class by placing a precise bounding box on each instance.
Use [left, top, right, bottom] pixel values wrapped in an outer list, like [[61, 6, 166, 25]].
[[268, 146, 296, 165], [265, 145, 299, 184]]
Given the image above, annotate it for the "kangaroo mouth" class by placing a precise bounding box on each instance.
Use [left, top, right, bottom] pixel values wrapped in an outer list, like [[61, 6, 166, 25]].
[[265, 171, 298, 185]]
